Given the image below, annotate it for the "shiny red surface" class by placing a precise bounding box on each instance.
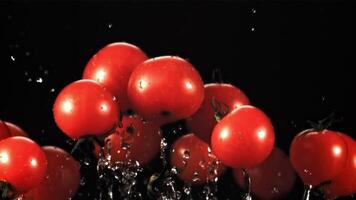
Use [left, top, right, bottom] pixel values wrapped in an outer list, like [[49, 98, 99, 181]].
[[186, 83, 250, 143], [127, 56, 204, 125], [211, 105, 275, 168], [0, 136, 47, 192], [53, 80, 119, 139], [170, 133, 225, 185], [290, 129, 348, 186], [83, 42, 148, 112]]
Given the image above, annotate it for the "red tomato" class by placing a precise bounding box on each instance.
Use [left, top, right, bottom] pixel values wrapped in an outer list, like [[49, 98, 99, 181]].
[[290, 129, 348, 186], [53, 80, 120, 139], [170, 133, 225, 185], [323, 134, 356, 199], [127, 56, 204, 125], [83, 42, 148, 112], [186, 83, 250, 143], [211, 105, 275, 168], [234, 148, 296, 200], [29, 146, 80, 200], [0, 120, 28, 140], [104, 114, 161, 165], [0, 137, 47, 192]]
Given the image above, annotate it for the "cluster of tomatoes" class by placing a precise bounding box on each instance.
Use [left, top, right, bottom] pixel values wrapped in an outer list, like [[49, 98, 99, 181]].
[[0, 120, 80, 200], [1, 42, 355, 200]]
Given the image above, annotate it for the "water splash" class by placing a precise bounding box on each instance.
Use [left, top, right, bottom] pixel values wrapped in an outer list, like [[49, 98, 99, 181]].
[[97, 140, 143, 200]]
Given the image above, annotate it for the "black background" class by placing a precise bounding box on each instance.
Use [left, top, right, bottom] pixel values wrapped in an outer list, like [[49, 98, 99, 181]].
[[0, 2, 355, 200]]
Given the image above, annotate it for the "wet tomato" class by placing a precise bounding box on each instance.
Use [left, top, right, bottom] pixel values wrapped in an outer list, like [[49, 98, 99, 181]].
[[0, 137, 47, 192], [53, 80, 120, 139], [290, 129, 348, 186], [186, 83, 250, 143], [322, 134, 356, 199], [83, 42, 148, 112], [104, 114, 161, 165], [170, 133, 225, 185], [234, 148, 296, 200], [127, 56, 204, 125], [29, 146, 81, 200], [211, 105, 275, 168]]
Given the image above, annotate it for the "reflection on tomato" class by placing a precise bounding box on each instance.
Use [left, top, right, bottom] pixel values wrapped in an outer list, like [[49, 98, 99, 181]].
[[323, 134, 356, 199], [83, 42, 148, 112], [105, 114, 161, 165], [234, 148, 296, 200], [211, 105, 275, 168], [186, 83, 250, 143], [0, 137, 47, 192], [170, 133, 225, 185], [29, 146, 80, 200], [290, 129, 348, 186], [53, 80, 120, 139], [127, 56, 204, 125]]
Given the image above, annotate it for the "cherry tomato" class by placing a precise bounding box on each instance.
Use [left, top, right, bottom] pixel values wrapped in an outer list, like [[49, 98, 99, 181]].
[[0, 120, 28, 140], [170, 133, 225, 185], [211, 105, 275, 168], [290, 129, 348, 186], [322, 134, 356, 199], [53, 80, 120, 139], [83, 42, 148, 112], [0, 136, 47, 192], [127, 56, 204, 125], [186, 83, 250, 143], [234, 148, 296, 200], [104, 114, 161, 165], [29, 146, 80, 200]]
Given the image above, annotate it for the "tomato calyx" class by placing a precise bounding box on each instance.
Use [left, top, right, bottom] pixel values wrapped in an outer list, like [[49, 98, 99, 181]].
[[211, 97, 229, 122], [0, 181, 14, 200], [306, 112, 342, 133]]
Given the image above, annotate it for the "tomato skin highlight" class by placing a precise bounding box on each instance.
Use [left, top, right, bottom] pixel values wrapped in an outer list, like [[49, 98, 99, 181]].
[[234, 148, 296, 200], [83, 42, 148, 112], [28, 146, 80, 200], [211, 105, 275, 169], [127, 56, 204, 125], [170, 133, 225, 185], [104, 114, 161, 166], [322, 134, 356, 199], [186, 83, 250, 143], [0, 136, 47, 192], [290, 129, 348, 186], [53, 79, 120, 139]]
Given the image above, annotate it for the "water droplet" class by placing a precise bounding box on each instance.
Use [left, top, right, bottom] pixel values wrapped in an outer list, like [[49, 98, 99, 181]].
[[192, 172, 200, 182], [36, 77, 43, 83], [108, 23, 113, 29], [183, 185, 191, 195], [277, 172, 282, 177], [24, 71, 29, 76], [50, 88, 55, 93], [251, 27, 255, 32], [272, 186, 280, 194], [251, 8, 257, 14], [27, 78, 32, 82], [10, 55, 16, 61], [304, 169, 312, 175], [199, 160, 206, 168], [25, 51, 30, 56], [183, 150, 190, 160]]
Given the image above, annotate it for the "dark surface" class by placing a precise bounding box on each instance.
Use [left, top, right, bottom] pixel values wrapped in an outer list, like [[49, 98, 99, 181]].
[[0, 2, 355, 200]]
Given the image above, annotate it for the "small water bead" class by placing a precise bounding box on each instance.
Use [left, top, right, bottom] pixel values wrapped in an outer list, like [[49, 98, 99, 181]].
[[183, 150, 190, 160], [272, 186, 280, 194], [192, 172, 200, 182], [10, 55, 16, 61]]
